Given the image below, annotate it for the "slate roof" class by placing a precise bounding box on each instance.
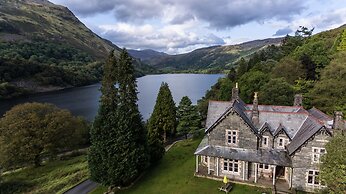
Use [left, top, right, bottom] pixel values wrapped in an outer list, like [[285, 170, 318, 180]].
[[286, 116, 327, 155], [201, 97, 334, 160], [195, 145, 292, 167], [205, 100, 258, 136], [206, 101, 231, 130]]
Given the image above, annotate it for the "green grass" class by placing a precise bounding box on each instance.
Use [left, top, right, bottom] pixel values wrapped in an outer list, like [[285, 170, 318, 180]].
[[0, 155, 89, 194], [90, 138, 270, 194]]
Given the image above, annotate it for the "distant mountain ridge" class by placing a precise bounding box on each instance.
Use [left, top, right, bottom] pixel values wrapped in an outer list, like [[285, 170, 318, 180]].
[[128, 49, 168, 61], [135, 38, 283, 72]]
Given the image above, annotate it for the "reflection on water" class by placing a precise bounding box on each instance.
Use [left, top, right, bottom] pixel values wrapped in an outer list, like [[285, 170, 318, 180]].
[[0, 74, 223, 121]]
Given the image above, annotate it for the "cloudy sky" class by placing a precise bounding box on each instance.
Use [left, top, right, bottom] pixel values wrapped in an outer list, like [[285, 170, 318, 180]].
[[50, 0, 346, 54]]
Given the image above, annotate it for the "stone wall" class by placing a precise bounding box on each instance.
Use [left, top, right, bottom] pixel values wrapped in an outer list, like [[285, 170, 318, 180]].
[[274, 133, 291, 150], [260, 130, 274, 149], [291, 131, 330, 192], [208, 111, 258, 149]]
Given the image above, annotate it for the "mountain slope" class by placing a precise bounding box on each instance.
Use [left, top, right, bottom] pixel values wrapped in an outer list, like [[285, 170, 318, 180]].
[[0, 0, 155, 99], [0, 0, 120, 58], [144, 38, 283, 72]]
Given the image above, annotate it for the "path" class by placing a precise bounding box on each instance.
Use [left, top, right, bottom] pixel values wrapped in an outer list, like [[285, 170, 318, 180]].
[[64, 138, 186, 194], [64, 179, 98, 194]]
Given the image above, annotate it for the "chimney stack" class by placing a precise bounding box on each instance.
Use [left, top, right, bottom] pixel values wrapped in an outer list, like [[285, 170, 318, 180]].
[[251, 92, 259, 127], [294, 94, 303, 106], [231, 82, 239, 100], [333, 111, 344, 132]]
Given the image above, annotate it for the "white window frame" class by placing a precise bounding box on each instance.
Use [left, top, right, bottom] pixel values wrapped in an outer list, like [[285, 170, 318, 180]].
[[312, 147, 326, 163], [306, 170, 325, 188], [226, 130, 238, 145], [222, 159, 240, 174], [202, 156, 208, 164], [262, 136, 269, 148], [259, 163, 270, 171], [277, 137, 288, 149]]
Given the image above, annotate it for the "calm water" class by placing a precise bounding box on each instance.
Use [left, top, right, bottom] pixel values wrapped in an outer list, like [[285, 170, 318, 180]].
[[0, 74, 223, 121]]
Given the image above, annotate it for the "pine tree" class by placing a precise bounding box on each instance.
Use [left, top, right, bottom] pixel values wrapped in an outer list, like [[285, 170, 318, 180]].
[[147, 82, 176, 163], [177, 96, 201, 139], [88, 49, 148, 187], [237, 57, 247, 77]]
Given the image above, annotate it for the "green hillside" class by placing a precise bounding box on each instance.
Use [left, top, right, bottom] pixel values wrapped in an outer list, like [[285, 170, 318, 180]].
[[145, 38, 282, 73], [0, 0, 155, 99], [198, 25, 346, 117]]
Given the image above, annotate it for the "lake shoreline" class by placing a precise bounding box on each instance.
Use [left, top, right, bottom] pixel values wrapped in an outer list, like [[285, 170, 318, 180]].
[[1, 74, 224, 121]]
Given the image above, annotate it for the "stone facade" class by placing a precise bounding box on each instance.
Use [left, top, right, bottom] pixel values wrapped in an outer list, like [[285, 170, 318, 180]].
[[208, 111, 258, 149], [291, 131, 331, 192], [194, 86, 343, 193]]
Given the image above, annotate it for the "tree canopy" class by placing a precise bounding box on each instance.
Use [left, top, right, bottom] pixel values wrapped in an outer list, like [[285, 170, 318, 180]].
[[88, 49, 149, 187], [0, 102, 88, 169], [321, 133, 346, 194], [177, 96, 201, 139], [147, 82, 176, 163]]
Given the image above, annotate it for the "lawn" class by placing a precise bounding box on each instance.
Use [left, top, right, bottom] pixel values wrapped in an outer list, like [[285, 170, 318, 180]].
[[90, 138, 270, 194], [0, 155, 89, 194]]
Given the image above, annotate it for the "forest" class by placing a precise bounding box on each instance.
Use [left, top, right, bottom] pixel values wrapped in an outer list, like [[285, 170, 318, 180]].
[[198, 26, 346, 118], [0, 41, 154, 99]]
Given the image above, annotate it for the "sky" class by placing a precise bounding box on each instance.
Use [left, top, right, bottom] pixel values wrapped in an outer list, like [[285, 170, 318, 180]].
[[50, 0, 346, 54]]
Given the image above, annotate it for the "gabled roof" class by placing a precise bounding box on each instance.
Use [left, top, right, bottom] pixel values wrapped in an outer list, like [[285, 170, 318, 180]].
[[203, 97, 334, 158], [259, 122, 274, 136], [308, 107, 332, 122], [205, 101, 231, 130], [273, 124, 292, 140], [205, 99, 259, 137], [286, 116, 331, 155]]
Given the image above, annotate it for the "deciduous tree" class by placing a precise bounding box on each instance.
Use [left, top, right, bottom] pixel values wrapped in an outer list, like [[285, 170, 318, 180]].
[[0, 103, 88, 169], [259, 78, 294, 106], [320, 133, 346, 194]]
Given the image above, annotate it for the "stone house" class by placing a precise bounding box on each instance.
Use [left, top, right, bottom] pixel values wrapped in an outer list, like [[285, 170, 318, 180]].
[[194, 84, 345, 193]]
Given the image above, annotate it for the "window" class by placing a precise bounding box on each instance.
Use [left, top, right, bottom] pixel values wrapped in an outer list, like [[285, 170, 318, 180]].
[[262, 136, 269, 148], [307, 170, 325, 187], [223, 159, 239, 174], [226, 130, 238, 145], [259, 163, 270, 170], [277, 137, 288, 148], [312, 148, 326, 163], [202, 156, 208, 164]]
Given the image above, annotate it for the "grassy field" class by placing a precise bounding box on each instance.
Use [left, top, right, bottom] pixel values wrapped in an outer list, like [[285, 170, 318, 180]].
[[90, 138, 270, 194], [0, 155, 89, 194]]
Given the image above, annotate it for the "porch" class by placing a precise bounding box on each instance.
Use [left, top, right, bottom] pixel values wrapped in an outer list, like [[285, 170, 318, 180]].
[[195, 155, 292, 193]]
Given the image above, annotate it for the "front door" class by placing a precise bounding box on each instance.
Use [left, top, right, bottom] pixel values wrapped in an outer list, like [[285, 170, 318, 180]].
[[248, 162, 252, 179], [276, 166, 285, 178]]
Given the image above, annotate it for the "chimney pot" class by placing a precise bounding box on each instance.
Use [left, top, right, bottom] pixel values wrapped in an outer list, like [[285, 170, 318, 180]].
[[333, 111, 344, 132], [294, 94, 303, 106]]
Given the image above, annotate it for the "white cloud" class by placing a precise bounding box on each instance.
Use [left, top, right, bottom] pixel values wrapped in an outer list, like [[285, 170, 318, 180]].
[[98, 22, 225, 54]]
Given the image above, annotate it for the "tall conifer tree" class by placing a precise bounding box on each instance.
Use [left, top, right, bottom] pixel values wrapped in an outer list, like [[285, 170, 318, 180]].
[[177, 96, 201, 139], [88, 49, 148, 187], [147, 82, 176, 163]]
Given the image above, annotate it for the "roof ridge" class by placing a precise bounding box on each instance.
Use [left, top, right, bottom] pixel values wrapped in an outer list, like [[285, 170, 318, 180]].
[[244, 110, 309, 115], [246, 104, 303, 108], [292, 116, 309, 138], [209, 100, 232, 103]]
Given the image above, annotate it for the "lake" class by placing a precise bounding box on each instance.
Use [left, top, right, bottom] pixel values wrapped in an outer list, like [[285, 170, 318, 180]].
[[0, 74, 223, 121]]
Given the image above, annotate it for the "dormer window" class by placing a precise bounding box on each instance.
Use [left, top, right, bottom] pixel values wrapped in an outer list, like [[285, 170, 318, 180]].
[[261, 136, 269, 148], [277, 137, 289, 149], [226, 130, 238, 145]]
